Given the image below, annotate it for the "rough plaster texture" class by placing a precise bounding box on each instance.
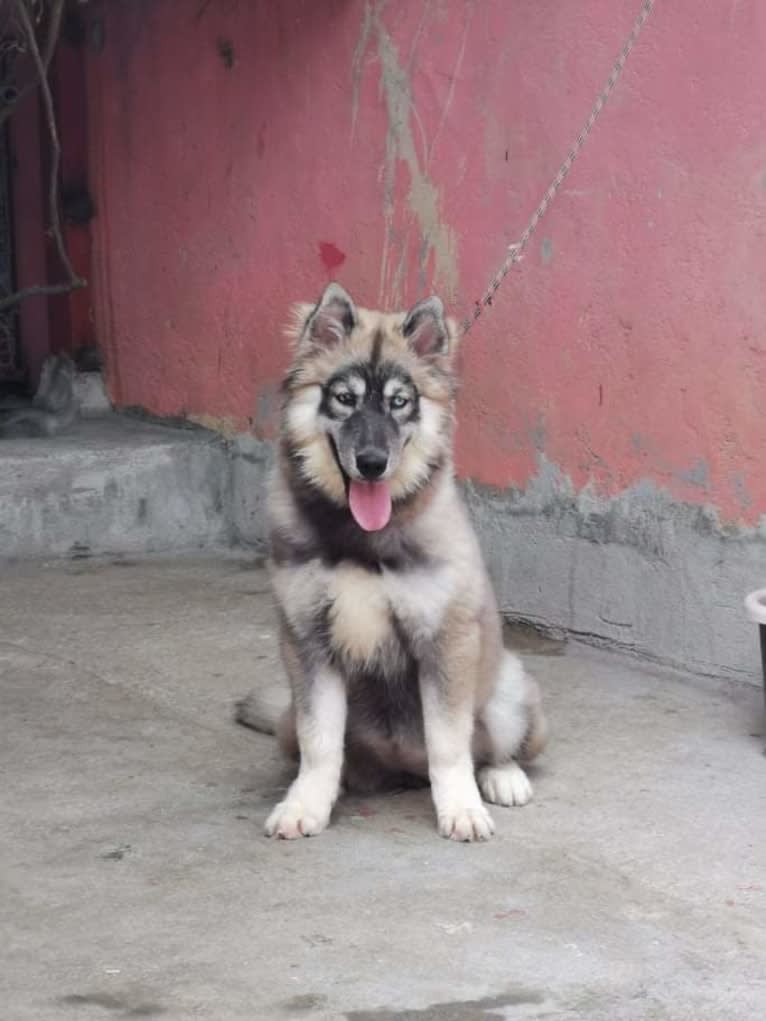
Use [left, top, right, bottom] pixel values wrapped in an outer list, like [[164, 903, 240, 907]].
[[87, 0, 766, 526], [229, 433, 274, 551], [0, 417, 231, 558], [464, 459, 766, 686], [1, 558, 764, 1020]]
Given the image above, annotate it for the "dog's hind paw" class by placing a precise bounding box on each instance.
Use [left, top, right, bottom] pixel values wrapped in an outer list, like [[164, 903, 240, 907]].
[[477, 762, 533, 807]]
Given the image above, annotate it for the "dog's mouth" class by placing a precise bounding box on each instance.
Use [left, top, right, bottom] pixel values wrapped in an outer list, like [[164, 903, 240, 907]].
[[348, 479, 392, 532], [328, 437, 393, 532]]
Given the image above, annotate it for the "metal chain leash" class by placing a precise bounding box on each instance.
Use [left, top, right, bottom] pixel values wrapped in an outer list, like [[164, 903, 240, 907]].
[[462, 0, 656, 335]]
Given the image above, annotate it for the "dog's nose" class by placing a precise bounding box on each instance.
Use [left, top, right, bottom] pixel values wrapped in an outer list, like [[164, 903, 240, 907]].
[[355, 448, 388, 480]]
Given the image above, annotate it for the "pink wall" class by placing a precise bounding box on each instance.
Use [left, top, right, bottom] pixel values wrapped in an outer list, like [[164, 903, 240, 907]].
[[87, 0, 766, 525]]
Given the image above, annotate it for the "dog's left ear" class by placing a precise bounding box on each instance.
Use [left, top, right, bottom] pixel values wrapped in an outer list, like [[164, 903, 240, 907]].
[[403, 296, 454, 358]]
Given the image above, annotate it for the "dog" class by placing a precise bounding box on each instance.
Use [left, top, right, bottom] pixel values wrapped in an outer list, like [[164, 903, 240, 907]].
[[237, 283, 547, 841]]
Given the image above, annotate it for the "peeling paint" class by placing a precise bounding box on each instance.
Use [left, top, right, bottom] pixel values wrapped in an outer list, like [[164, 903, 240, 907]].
[[349, 1, 374, 142], [353, 2, 459, 306], [462, 456, 766, 684], [732, 474, 752, 511], [188, 414, 240, 437], [254, 384, 279, 436], [528, 412, 547, 453], [466, 456, 766, 548], [675, 457, 710, 492]]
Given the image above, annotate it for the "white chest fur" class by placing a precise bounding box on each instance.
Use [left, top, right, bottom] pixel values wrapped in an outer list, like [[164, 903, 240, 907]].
[[274, 559, 457, 666], [329, 561, 456, 663]]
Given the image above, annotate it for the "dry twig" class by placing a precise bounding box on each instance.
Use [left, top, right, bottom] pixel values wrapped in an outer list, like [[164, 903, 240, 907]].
[[0, 0, 86, 313]]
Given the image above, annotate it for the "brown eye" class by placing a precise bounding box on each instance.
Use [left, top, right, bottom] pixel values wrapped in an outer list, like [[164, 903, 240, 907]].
[[335, 392, 356, 407], [390, 394, 409, 410]]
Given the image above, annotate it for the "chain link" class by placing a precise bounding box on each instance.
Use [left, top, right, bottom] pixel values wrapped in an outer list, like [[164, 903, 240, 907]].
[[462, 0, 655, 335]]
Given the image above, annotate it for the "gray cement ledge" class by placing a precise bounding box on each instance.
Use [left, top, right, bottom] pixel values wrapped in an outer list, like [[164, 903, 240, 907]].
[[0, 557, 764, 1020], [0, 416, 232, 559], [463, 461, 766, 688]]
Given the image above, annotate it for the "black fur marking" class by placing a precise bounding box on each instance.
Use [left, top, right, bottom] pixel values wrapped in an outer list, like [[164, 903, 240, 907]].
[[319, 359, 420, 426], [318, 389, 340, 420], [326, 434, 350, 494], [346, 659, 424, 743], [340, 303, 356, 333], [404, 387, 420, 424], [319, 372, 364, 420], [270, 529, 319, 567], [281, 366, 302, 396], [351, 407, 391, 447], [369, 329, 384, 367], [342, 625, 424, 744]]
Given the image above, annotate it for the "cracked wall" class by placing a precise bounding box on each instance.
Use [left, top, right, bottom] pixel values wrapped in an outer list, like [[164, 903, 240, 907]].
[[87, 1, 766, 681]]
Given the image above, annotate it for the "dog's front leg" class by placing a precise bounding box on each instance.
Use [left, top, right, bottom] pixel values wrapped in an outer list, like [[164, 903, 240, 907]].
[[265, 665, 346, 839], [420, 662, 495, 843]]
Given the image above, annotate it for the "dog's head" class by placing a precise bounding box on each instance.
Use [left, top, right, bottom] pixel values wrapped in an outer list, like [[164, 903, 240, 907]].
[[281, 283, 459, 532]]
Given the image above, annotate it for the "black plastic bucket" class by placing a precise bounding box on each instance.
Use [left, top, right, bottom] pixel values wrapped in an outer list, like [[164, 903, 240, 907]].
[[745, 589, 766, 706]]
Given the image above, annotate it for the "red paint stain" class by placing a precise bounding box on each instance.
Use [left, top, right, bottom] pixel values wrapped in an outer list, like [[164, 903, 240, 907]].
[[494, 909, 528, 920], [319, 241, 346, 275]]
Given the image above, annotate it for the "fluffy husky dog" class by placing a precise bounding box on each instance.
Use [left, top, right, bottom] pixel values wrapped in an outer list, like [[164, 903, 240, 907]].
[[239, 283, 547, 841]]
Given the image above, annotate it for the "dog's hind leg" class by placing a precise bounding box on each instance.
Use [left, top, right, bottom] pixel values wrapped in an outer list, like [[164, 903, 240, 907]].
[[235, 684, 289, 736], [475, 650, 547, 808]]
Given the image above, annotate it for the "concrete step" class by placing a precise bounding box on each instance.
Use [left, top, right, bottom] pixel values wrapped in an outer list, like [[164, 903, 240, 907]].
[[0, 415, 232, 558]]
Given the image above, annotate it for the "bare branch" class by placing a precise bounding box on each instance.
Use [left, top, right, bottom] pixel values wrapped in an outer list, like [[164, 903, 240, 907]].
[[0, 0, 63, 130], [2, 0, 87, 311], [41, 0, 64, 68], [0, 279, 85, 313]]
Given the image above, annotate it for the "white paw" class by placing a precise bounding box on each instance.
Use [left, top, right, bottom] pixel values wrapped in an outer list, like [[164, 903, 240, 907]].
[[477, 762, 533, 807], [264, 798, 330, 839], [437, 801, 495, 842]]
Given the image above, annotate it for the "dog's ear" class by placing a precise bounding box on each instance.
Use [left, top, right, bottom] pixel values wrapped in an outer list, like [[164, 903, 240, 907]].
[[403, 296, 452, 358], [302, 283, 357, 348]]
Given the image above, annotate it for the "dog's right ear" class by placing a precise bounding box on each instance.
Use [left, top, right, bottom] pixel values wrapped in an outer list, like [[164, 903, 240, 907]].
[[301, 283, 357, 348]]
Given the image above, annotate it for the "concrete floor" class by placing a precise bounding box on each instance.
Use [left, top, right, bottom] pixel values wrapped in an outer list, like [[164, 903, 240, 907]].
[[1, 557, 764, 1021]]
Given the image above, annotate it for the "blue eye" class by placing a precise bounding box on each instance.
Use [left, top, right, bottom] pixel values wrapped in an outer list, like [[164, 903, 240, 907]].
[[335, 392, 356, 407], [390, 394, 409, 410]]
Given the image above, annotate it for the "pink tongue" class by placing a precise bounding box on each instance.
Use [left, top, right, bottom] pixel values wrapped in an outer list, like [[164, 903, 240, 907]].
[[348, 480, 392, 532]]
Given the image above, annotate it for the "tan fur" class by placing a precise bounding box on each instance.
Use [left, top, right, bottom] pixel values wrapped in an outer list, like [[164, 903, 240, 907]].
[[328, 565, 392, 664]]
